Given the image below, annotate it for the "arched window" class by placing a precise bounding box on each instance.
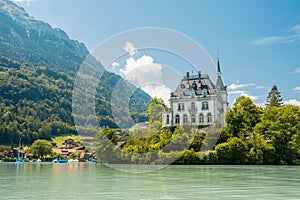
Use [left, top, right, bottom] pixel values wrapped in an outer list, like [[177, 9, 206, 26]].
[[207, 112, 212, 123], [191, 114, 196, 123], [199, 113, 204, 123], [166, 115, 170, 124], [175, 114, 180, 124], [183, 114, 188, 124]]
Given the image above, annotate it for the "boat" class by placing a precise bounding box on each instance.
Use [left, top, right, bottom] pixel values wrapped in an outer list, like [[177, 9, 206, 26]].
[[36, 159, 41, 162], [15, 138, 23, 163], [52, 158, 58, 163], [58, 159, 68, 163], [15, 158, 23, 163]]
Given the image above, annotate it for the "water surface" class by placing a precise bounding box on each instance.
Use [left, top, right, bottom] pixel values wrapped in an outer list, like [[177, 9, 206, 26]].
[[0, 163, 299, 199]]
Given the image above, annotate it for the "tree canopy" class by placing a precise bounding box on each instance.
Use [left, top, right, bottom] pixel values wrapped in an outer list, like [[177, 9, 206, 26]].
[[31, 139, 53, 159], [266, 85, 283, 108]]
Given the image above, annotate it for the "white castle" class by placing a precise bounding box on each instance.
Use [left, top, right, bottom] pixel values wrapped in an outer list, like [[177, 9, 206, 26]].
[[162, 58, 228, 127]]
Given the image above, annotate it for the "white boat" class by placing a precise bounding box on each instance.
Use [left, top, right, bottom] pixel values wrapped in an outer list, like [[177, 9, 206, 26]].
[[15, 138, 23, 163], [36, 159, 41, 162]]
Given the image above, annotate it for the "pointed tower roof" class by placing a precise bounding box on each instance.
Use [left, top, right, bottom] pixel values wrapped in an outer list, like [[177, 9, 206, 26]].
[[217, 57, 221, 75], [216, 56, 226, 91]]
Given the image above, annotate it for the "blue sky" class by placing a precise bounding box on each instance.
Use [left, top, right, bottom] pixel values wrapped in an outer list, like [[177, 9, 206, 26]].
[[13, 0, 300, 106]]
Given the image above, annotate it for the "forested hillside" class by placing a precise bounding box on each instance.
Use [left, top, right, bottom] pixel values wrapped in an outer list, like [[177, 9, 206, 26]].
[[0, 0, 151, 145]]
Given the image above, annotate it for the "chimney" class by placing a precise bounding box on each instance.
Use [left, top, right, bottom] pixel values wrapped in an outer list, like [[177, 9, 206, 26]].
[[186, 72, 190, 80]]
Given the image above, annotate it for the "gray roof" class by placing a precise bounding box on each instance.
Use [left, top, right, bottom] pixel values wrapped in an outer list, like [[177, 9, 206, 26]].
[[171, 73, 217, 97]]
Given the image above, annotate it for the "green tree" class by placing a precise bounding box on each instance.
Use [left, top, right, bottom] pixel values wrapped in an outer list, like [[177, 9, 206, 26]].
[[266, 85, 283, 108], [146, 97, 168, 125], [31, 139, 53, 159], [255, 105, 300, 164], [246, 132, 274, 164], [102, 128, 118, 145], [215, 137, 247, 164], [222, 96, 262, 140]]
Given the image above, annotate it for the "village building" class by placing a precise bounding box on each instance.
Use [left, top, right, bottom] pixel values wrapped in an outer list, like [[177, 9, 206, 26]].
[[162, 58, 228, 127]]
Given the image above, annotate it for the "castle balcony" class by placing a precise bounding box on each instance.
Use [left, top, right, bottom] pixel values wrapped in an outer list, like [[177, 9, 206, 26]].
[[188, 107, 197, 114]]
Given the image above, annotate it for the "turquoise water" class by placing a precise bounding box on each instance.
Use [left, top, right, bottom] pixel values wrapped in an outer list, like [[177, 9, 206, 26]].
[[0, 163, 300, 199]]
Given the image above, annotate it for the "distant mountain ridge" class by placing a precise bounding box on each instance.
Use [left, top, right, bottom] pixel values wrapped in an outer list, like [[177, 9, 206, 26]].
[[0, 0, 88, 72], [0, 0, 151, 144]]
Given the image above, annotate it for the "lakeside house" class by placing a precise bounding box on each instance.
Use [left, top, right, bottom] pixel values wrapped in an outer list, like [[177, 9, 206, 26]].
[[162, 58, 228, 127], [55, 138, 85, 157]]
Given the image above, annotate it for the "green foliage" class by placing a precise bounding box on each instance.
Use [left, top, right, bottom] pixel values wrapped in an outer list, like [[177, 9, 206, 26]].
[[246, 132, 274, 164], [266, 85, 283, 108], [0, 2, 151, 145], [215, 137, 247, 164], [101, 128, 118, 145], [254, 105, 300, 164], [146, 97, 168, 125], [52, 135, 83, 147], [0, 55, 150, 144], [31, 139, 53, 159], [223, 96, 262, 140], [94, 93, 300, 165]]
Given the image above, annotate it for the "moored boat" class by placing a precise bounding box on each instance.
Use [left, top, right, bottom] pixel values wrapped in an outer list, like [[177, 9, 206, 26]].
[[58, 159, 68, 163]]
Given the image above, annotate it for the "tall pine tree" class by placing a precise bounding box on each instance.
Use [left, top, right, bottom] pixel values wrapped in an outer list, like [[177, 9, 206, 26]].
[[266, 85, 283, 108]]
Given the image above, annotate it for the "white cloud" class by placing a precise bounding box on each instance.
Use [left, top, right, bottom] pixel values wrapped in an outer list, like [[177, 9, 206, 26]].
[[291, 24, 300, 34], [284, 99, 300, 107], [228, 90, 247, 95], [230, 90, 261, 102], [120, 55, 171, 105], [238, 92, 260, 101], [291, 68, 300, 74], [250, 36, 294, 46], [228, 83, 255, 90], [255, 102, 266, 108], [120, 55, 162, 81], [122, 41, 137, 55], [111, 62, 119, 70], [293, 87, 300, 92], [141, 84, 171, 106], [255, 85, 268, 89], [250, 24, 300, 46]]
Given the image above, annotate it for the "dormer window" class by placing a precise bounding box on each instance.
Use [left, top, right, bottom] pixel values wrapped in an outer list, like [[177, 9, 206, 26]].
[[181, 84, 185, 89], [192, 82, 197, 90], [203, 91, 207, 97], [191, 93, 195, 98]]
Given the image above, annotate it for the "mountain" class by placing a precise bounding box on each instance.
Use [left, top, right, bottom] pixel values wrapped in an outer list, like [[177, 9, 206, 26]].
[[0, 0, 151, 145], [0, 0, 88, 72]]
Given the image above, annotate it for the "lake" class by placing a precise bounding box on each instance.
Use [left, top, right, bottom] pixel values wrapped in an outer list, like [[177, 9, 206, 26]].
[[0, 163, 299, 199]]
